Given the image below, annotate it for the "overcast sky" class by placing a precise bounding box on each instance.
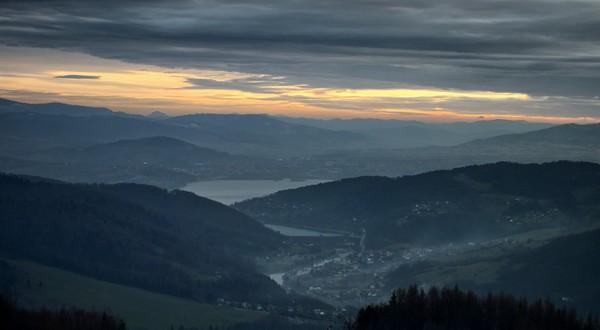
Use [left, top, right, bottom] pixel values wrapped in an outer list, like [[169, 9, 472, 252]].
[[1, 0, 599, 122]]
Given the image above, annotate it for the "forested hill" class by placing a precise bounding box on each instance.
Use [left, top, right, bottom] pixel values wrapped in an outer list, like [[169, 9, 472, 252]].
[[0, 173, 286, 305], [235, 161, 600, 247], [347, 286, 599, 330]]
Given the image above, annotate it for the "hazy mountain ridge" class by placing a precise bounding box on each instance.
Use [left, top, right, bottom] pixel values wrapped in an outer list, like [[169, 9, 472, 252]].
[[235, 161, 600, 248], [0, 136, 323, 188], [0, 98, 135, 118], [280, 117, 552, 148], [463, 123, 600, 149], [0, 100, 369, 158], [60, 136, 234, 165], [3, 99, 595, 188], [304, 123, 600, 179]]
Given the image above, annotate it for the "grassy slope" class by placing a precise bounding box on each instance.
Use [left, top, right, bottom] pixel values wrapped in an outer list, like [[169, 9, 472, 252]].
[[5, 258, 265, 330], [386, 225, 600, 312], [387, 227, 582, 286]]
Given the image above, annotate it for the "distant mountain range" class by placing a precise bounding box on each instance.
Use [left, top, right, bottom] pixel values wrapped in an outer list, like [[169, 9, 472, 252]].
[[306, 123, 600, 178], [280, 117, 552, 148], [235, 162, 600, 247], [2, 98, 550, 150], [0, 97, 134, 118], [464, 122, 600, 149], [0, 98, 365, 158], [1, 98, 599, 187]]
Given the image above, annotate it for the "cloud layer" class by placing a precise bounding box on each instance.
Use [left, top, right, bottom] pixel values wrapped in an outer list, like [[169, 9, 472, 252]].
[[1, 0, 599, 120]]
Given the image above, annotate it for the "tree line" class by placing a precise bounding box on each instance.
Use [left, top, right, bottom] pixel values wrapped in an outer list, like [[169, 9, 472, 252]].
[[0, 295, 126, 330], [347, 286, 599, 330]]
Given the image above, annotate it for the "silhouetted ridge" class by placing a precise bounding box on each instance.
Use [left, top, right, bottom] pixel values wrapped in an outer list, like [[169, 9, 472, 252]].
[[347, 286, 600, 330], [0, 294, 126, 330]]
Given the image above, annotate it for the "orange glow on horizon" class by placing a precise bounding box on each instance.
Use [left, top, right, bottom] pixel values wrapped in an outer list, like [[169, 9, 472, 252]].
[[0, 46, 598, 124]]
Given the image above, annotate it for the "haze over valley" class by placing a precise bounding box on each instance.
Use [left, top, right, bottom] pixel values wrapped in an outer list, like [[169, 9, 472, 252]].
[[2, 96, 600, 329], [1, 1, 600, 329]]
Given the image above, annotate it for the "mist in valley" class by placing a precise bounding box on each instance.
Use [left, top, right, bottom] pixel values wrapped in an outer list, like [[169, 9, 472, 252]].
[[1, 1, 600, 329]]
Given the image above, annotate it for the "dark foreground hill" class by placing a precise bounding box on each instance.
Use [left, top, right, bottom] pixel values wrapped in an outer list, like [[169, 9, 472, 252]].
[[0, 295, 126, 330], [0, 173, 297, 307], [347, 286, 599, 330], [235, 162, 600, 247]]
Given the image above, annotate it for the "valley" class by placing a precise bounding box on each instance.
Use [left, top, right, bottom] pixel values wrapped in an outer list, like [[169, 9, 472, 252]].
[[2, 2, 600, 328], [254, 224, 594, 309], [1, 99, 599, 328]]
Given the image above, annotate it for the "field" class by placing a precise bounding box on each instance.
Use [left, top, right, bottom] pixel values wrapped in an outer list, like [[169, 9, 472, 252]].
[[3, 258, 266, 330]]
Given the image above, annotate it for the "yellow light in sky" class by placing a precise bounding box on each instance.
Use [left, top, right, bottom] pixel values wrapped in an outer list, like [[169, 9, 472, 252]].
[[283, 88, 530, 101], [0, 45, 594, 123]]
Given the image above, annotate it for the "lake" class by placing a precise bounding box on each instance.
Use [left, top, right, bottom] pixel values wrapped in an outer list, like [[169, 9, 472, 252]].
[[264, 224, 341, 237], [181, 178, 327, 205]]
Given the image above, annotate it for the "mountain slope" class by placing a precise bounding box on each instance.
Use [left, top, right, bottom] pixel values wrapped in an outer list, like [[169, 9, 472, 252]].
[[493, 228, 600, 311], [235, 162, 600, 247], [386, 227, 600, 312], [2, 258, 264, 330], [0, 173, 287, 305]]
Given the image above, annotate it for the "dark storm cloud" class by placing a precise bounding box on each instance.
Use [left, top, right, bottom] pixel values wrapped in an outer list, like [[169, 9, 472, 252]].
[[1, 0, 600, 105], [54, 74, 100, 79]]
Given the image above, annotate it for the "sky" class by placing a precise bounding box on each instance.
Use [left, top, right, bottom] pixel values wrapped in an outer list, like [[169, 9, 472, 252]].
[[1, 0, 600, 122]]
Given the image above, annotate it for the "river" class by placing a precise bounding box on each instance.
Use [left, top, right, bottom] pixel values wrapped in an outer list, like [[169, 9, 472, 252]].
[[264, 224, 341, 237]]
